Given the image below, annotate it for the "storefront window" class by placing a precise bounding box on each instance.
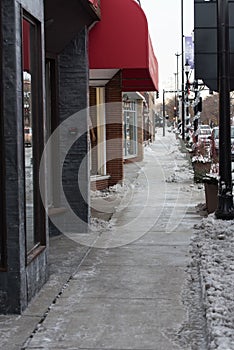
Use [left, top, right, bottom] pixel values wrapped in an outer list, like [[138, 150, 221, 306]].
[[124, 100, 137, 157], [23, 70, 35, 251], [22, 16, 45, 254]]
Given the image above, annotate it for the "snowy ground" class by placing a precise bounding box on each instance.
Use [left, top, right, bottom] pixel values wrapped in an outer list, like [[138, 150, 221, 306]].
[[190, 215, 234, 349], [0, 128, 233, 350], [90, 129, 234, 349], [161, 131, 234, 349], [169, 131, 234, 349]]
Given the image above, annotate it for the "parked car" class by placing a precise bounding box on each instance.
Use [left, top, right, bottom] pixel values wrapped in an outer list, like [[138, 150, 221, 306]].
[[210, 125, 234, 160], [24, 127, 32, 146], [195, 125, 212, 147]]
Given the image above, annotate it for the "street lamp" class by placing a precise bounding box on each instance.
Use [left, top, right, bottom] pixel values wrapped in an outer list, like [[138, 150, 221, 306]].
[[184, 60, 190, 131]]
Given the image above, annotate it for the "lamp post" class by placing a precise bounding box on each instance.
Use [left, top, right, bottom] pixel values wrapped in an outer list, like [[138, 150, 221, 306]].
[[184, 60, 190, 133], [193, 80, 199, 143]]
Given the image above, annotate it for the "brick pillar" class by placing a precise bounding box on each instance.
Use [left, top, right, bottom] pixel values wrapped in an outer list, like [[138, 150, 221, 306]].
[[105, 71, 123, 187]]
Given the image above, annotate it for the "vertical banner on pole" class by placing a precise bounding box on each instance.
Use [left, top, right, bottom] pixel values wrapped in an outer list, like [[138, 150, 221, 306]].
[[185, 36, 194, 69]]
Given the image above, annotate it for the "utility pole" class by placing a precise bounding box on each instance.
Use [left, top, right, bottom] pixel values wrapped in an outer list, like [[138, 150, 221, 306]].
[[215, 0, 234, 219]]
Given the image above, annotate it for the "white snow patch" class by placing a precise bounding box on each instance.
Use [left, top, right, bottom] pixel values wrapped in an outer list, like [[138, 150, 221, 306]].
[[190, 215, 234, 349]]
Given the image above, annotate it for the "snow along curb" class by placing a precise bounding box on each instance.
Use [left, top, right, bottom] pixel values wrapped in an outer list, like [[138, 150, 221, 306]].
[[191, 215, 234, 349]]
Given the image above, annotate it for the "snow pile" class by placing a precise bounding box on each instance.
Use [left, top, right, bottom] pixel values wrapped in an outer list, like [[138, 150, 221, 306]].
[[89, 217, 113, 232], [165, 163, 194, 183], [90, 175, 144, 231], [90, 183, 129, 199], [166, 149, 194, 183], [191, 215, 234, 349], [192, 155, 211, 164]]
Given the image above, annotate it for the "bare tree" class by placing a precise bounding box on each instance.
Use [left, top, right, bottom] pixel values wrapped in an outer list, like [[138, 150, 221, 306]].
[[201, 93, 219, 126]]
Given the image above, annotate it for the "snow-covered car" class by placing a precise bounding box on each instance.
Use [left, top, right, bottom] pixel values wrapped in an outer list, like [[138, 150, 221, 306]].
[[210, 125, 234, 160]]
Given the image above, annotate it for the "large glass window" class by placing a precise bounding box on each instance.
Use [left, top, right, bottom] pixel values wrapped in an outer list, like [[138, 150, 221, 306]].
[[123, 100, 137, 157], [22, 15, 45, 255]]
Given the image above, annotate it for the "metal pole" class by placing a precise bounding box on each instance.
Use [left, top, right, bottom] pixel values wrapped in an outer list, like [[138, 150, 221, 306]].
[[215, 0, 234, 219], [176, 53, 179, 93], [181, 0, 185, 140], [163, 89, 165, 137], [174, 72, 177, 115], [175, 52, 181, 123], [193, 81, 199, 142], [185, 69, 189, 131]]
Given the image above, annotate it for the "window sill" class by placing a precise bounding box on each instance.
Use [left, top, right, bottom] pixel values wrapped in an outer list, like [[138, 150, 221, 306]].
[[27, 245, 46, 265], [90, 175, 110, 182], [124, 154, 137, 160]]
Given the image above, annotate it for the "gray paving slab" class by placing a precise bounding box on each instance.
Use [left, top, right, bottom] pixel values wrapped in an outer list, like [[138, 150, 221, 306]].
[[60, 264, 187, 300], [0, 315, 42, 350], [26, 298, 186, 350], [81, 244, 189, 267]]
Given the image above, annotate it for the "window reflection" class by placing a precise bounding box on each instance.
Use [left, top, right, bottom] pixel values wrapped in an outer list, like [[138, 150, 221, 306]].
[[23, 71, 35, 251], [22, 18, 38, 252]]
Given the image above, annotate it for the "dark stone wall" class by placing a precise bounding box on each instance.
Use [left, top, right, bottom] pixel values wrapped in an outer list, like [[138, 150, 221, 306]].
[[0, 0, 90, 313], [0, 0, 47, 314], [56, 28, 90, 234]]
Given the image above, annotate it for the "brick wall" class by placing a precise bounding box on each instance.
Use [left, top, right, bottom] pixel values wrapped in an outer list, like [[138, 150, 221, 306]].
[[90, 178, 109, 191]]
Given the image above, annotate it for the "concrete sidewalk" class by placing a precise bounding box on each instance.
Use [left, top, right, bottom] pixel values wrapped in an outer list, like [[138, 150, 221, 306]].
[[0, 129, 206, 350]]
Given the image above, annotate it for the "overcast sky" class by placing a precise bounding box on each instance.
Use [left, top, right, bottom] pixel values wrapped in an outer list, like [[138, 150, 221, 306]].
[[140, 0, 194, 94]]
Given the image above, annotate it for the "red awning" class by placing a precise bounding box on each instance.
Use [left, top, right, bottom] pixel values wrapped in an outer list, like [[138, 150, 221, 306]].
[[89, 0, 158, 92]]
